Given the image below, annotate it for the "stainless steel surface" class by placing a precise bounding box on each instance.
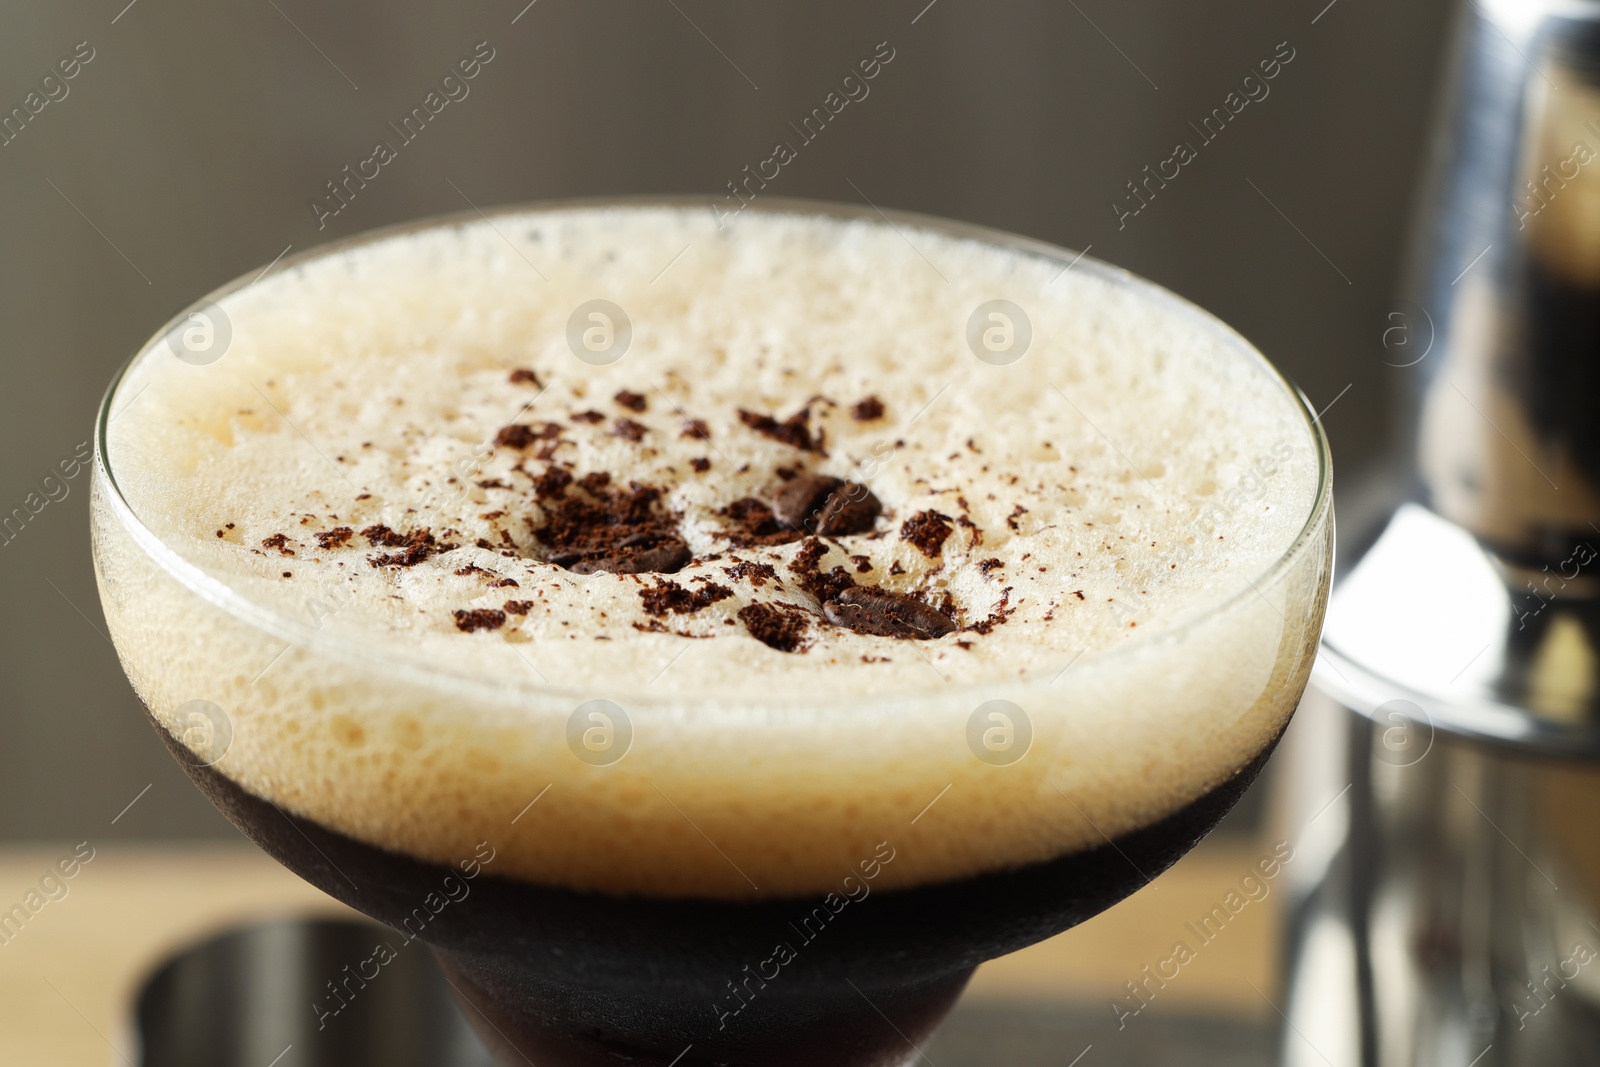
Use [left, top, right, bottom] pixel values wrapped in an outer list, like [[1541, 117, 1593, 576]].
[[1315, 0, 1600, 751], [132, 918, 497, 1067], [1293, 0, 1600, 1062], [1318, 502, 1600, 755], [1283, 693, 1600, 1067], [131, 917, 1276, 1067], [1411, 0, 1600, 562]]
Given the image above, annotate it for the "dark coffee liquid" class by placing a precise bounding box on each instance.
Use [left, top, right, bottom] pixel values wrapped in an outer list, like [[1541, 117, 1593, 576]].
[[155, 714, 1276, 1067]]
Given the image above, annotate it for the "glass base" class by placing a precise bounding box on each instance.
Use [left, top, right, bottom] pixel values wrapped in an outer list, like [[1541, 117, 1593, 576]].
[[439, 951, 971, 1066], [150, 709, 1277, 1066]]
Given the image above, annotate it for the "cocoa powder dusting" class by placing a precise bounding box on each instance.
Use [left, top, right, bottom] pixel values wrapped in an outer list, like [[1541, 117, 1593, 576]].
[[851, 396, 885, 421], [737, 407, 825, 454], [452, 609, 506, 632], [639, 578, 734, 617], [900, 510, 954, 557], [737, 602, 811, 653], [719, 498, 803, 547], [533, 479, 690, 575], [723, 559, 780, 587], [362, 525, 458, 568], [533, 467, 574, 500], [314, 527, 354, 549], [262, 533, 295, 557], [788, 539, 856, 604], [495, 422, 561, 450], [965, 586, 1016, 635]]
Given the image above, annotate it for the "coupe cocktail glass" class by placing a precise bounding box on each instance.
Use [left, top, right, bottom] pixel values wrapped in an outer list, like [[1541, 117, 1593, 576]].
[[92, 199, 1333, 1066]]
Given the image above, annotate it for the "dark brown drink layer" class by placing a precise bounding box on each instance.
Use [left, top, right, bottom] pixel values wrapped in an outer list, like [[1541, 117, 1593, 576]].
[[150, 708, 1279, 1066]]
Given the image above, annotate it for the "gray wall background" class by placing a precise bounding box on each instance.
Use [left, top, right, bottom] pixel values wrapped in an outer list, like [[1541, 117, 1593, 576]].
[[0, 0, 1451, 842]]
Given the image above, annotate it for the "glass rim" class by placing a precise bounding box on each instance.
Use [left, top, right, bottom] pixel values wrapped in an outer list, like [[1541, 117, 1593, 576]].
[[95, 194, 1334, 711]]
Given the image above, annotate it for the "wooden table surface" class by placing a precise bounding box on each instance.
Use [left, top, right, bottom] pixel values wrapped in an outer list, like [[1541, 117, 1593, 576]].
[[0, 837, 1279, 1065]]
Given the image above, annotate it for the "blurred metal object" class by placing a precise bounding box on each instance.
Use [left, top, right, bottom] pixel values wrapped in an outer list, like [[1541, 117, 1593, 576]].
[[131, 917, 496, 1067], [1290, 0, 1600, 1062], [1412, 0, 1600, 566], [1319, 502, 1600, 755], [1282, 693, 1600, 1067], [128, 917, 1279, 1067]]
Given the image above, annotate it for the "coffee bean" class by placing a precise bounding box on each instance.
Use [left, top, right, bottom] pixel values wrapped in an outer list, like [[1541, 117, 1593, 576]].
[[772, 474, 881, 536], [823, 586, 956, 639], [814, 482, 881, 536], [772, 474, 842, 528], [563, 534, 692, 575]]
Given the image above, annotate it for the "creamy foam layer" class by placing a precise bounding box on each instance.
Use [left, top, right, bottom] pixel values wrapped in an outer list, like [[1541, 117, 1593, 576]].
[[94, 204, 1331, 897]]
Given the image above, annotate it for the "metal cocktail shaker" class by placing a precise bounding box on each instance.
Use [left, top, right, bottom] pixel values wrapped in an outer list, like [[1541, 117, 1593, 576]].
[[1284, 0, 1600, 1063]]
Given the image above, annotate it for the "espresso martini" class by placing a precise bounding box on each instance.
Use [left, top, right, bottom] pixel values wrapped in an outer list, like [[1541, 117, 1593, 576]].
[[93, 201, 1331, 1065]]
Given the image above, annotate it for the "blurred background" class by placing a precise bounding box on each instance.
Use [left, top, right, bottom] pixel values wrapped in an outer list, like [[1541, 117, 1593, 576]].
[[0, 0, 1454, 1061], [0, 0, 1450, 845]]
